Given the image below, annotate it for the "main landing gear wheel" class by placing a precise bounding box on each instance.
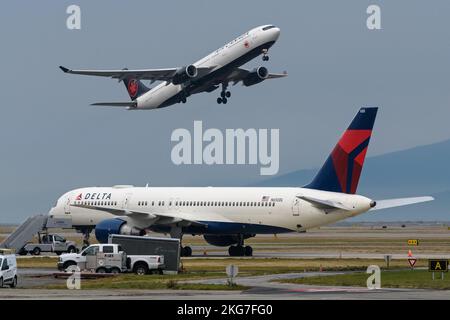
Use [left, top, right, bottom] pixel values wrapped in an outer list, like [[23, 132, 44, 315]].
[[228, 245, 253, 257], [217, 82, 230, 104], [181, 97, 187, 103], [220, 91, 231, 99], [217, 97, 228, 104], [181, 246, 192, 257]]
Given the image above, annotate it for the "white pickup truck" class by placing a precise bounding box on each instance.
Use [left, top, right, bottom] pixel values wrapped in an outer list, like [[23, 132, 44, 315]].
[[57, 244, 165, 275], [21, 234, 78, 256]]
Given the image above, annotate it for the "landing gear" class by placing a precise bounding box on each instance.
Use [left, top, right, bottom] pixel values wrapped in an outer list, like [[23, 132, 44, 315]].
[[181, 246, 192, 257], [180, 91, 189, 104], [81, 229, 91, 249], [217, 97, 227, 104], [228, 245, 253, 257], [217, 83, 231, 104], [262, 48, 270, 61], [170, 226, 193, 257], [228, 235, 253, 257]]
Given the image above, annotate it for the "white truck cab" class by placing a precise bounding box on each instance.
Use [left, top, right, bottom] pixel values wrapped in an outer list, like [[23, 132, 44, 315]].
[[0, 249, 18, 288]]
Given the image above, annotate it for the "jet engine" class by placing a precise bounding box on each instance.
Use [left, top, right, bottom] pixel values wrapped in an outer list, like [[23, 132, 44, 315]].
[[172, 65, 198, 85], [95, 218, 145, 243], [242, 66, 269, 87]]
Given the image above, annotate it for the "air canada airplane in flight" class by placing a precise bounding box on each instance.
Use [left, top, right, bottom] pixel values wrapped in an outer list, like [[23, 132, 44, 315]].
[[59, 25, 287, 110], [48, 107, 433, 257]]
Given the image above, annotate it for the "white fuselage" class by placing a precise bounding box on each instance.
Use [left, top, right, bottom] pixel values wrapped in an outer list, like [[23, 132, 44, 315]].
[[135, 25, 280, 109], [49, 186, 373, 235]]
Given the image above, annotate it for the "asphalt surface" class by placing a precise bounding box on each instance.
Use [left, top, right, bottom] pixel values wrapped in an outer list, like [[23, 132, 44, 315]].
[[0, 268, 449, 300]]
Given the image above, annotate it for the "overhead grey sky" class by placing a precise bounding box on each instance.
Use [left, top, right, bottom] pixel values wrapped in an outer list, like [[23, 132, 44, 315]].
[[0, 1, 449, 222]]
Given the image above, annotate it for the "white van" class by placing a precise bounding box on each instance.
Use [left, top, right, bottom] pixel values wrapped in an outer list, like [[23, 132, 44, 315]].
[[0, 249, 18, 288]]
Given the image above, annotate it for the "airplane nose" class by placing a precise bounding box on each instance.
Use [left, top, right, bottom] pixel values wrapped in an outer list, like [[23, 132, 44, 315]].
[[272, 27, 281, 39]]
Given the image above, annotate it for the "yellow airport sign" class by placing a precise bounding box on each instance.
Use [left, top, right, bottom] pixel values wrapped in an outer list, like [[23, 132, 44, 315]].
[[407, 239, 419, 246]]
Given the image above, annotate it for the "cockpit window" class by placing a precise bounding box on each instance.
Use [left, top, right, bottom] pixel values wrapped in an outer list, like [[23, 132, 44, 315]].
[[262, 25, 276, 31]]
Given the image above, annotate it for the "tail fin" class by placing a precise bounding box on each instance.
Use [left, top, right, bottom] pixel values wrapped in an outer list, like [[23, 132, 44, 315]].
[[305, 107, 378, 194], [123, 77, 151, 100]]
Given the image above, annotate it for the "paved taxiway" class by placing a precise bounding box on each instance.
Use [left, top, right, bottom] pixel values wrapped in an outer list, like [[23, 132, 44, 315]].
[[1, 269, 449, 300]]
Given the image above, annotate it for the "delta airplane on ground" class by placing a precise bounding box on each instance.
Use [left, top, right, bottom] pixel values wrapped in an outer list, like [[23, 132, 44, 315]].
[[59, 25, 287, 110], [48, 107, 433, 256]]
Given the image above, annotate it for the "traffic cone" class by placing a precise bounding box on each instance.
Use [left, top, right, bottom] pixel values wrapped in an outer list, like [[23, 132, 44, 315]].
[[408, 250, 413, 257]]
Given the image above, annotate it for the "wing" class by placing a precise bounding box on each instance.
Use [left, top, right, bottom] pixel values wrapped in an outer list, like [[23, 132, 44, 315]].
[[91, 102, 137, 107], [371, 196, 434, 211], [297, 195, 351, 211], [60, 65, 215, 82], [226, 68, 288, 85], [70, 203, 231, 226]]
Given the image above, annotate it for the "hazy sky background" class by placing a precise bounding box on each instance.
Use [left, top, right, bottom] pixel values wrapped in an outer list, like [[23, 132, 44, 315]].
[[0, 1, 449, 222]]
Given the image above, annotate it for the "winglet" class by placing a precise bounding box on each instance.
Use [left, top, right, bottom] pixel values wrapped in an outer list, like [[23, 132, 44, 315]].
[[59, 66, 70, 73]]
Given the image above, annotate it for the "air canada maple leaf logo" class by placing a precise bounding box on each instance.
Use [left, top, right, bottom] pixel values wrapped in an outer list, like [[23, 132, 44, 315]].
[[128, 79, 138, 97]]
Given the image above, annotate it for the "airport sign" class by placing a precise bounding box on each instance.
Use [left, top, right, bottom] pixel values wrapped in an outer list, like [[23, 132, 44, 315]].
[[408, 258, 417, 268], [429, 259, 448, 272], [226, 264, 239, 278], [407, 239, 419, 246]]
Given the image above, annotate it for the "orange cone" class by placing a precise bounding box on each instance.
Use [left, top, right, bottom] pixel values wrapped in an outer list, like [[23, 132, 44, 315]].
[[408, 250, 413, 257]]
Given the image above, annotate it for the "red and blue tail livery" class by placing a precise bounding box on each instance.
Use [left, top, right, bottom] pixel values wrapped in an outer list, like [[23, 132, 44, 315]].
[[305, 107, 378, 194], [122, 77, 151, 100]]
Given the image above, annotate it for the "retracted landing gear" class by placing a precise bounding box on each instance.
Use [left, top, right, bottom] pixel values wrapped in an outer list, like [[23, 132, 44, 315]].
[[217, 83, 231, 104]]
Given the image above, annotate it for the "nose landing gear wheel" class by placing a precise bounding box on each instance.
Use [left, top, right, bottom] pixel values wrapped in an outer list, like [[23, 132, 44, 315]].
[[262, 56, 269, 61], [181, 246, 192, 257]]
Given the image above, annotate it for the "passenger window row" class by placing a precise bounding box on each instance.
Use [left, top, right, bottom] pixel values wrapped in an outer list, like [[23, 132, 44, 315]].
[[75, 201, 118, 206], [136, 201, 276, 208]]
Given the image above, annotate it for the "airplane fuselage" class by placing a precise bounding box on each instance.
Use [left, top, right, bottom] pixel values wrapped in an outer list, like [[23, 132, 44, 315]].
[[135, 25, 281, 109], [49, 186, 373, 236]]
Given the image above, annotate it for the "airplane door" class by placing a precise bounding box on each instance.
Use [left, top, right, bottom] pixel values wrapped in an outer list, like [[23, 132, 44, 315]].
[[292, 197, 301, 216], [64, 197, 71, 215], [122, 193, 133, 210], [171, 198, 181, 212]]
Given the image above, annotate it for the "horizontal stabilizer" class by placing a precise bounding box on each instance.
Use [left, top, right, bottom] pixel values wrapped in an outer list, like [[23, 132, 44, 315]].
[[91, 102, 137, 107], [371, 196, 434, 211]]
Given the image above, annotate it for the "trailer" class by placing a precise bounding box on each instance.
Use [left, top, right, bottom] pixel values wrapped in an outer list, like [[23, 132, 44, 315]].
[[109, 235, 180, 274]]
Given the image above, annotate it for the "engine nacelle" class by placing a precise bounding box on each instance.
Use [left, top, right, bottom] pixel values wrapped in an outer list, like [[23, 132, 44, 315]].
[[172, 65, 198, 85], [243, 66, 269, 87], [95, 218, 145, 243], [203, 234, 253, 247]]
